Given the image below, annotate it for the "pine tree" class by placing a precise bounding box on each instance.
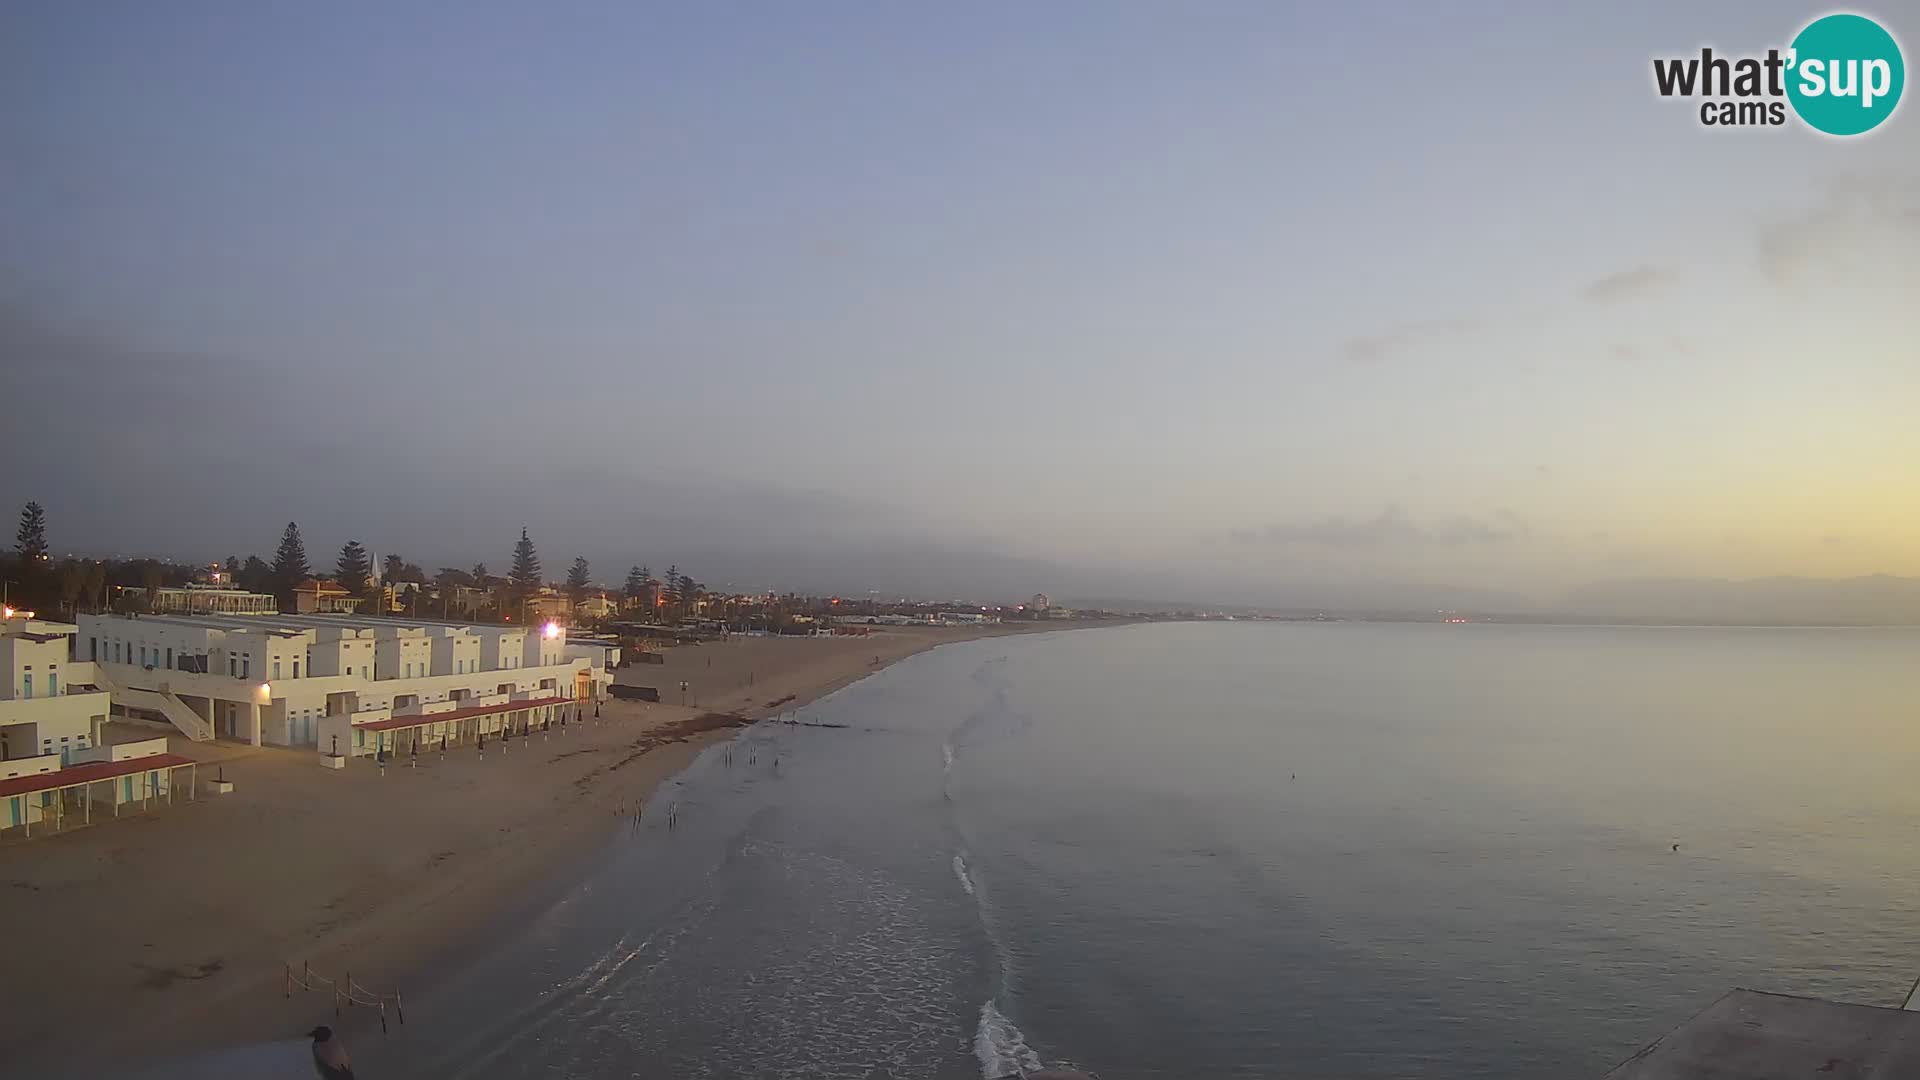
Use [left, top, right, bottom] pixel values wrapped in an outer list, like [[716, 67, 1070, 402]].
[[271, 522, 310, 604], [15, 501, 48, 561], [510, 528, 542, 591], [383, 554, 405, 584], [224, 555, 241, 580], [625, 565, 647, 599], [566, 556, 592, 605], [471, 562, 489, 584], [336, 540, 371, 594], [240, 555, 272, 594]]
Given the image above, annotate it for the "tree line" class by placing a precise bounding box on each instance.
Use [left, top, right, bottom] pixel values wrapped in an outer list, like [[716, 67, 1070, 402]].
[[5, 502, 709, 626]]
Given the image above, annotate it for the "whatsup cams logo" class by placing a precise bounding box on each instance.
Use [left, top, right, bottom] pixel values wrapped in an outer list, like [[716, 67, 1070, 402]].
[[1653, 11, 1904, 135]]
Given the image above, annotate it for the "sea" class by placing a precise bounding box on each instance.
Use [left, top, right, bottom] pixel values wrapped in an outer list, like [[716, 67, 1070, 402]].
[[143, 621, 1920, 1078]]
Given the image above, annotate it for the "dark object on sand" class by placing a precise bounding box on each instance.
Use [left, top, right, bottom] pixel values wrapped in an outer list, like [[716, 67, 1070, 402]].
[[609, 684, 661, 702], [310, 1025, 354, 1079]]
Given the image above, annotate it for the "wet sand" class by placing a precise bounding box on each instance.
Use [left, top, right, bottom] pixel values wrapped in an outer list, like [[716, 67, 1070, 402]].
[[0, 623, 1071, 1071]]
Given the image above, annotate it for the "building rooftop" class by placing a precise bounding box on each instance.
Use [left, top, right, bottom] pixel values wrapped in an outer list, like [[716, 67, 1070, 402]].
[[0, 753, 197, 800], [85, 612, 537, 637], [1603, 989, 1920, 1079]]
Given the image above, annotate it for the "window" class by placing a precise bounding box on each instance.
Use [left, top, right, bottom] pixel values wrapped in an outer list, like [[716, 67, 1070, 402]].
[[241, 657, 250, 679], [89, 637, 97, 661], [346, 666, 354, 676], [21, 675, 32, 699], [293, 659, 300, 678], [228, 656, 237, 677], [273, 660, 282, 680], [166, 648, 173, 667]]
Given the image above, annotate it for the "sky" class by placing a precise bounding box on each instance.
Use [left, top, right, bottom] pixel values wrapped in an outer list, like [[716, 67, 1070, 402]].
[[2, 2, 1917, 611]]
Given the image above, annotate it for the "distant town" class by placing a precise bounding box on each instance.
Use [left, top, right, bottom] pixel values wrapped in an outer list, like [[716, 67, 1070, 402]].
[[0, 502, 1145, 636]]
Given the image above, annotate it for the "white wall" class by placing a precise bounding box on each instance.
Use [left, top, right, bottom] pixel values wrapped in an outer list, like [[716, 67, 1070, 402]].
[[478, 629, 527, 671], [0, 633, 70, 700], [523, 625, 569, 669], [376, 633, 433, 680], [431, 630, 482, 676], [0, 690, 108, 760]]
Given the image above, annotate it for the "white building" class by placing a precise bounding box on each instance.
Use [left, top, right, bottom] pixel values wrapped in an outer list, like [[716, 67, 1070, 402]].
[[148, 585, 278, 616], [74, 612, 613, 754], [0, 617, 110, 765]]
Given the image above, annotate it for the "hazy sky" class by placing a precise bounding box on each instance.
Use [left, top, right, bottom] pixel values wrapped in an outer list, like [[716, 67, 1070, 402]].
[[3, 3, 1916, 607]]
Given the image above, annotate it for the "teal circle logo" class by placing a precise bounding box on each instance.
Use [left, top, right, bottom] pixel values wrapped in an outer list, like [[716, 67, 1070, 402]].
[[1786, 13, 1905, 135]]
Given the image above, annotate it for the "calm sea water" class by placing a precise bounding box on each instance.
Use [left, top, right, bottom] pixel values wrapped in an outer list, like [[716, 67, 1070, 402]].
[[181, 623, 1920, 1078]]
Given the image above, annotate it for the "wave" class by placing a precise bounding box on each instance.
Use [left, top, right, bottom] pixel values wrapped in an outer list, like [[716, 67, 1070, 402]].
[[952, 851, 976, 896], [974, 999, 1042, 1078]]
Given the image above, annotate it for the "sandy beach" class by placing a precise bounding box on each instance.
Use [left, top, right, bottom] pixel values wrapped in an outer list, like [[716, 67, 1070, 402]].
[[0, 622, 1068, 1072]]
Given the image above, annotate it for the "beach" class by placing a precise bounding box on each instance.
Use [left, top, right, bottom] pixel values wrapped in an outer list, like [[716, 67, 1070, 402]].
[[0, 623, 1062, 1072]]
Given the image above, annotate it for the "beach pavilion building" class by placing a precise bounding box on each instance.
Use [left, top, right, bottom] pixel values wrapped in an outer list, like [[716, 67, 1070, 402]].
[[72, 611, 613, 757]]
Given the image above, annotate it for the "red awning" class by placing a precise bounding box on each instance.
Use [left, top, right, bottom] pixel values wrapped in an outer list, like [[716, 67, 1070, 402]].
[[356, 696, 571, 733], [0, 753, 196, 799]]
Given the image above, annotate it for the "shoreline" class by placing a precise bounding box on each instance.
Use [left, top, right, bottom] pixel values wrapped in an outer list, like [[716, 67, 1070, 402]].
[[0, 620, 1105, 1071]]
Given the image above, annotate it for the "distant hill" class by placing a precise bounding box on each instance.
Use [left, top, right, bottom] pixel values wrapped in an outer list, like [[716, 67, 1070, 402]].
[[1557, 575, 1920, 626]]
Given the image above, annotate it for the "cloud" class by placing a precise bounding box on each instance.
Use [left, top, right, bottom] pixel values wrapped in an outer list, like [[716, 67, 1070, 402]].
[[1757, 175, 1920, 283], [1582, 265, 1675, 303], [1229, 506, 1527, 548], [1338, 318, 1477, 365], [0, 302, 1068, 597]]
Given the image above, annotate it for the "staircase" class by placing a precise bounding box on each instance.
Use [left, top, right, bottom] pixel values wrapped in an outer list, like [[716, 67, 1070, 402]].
[[92, 667, 215, 742]]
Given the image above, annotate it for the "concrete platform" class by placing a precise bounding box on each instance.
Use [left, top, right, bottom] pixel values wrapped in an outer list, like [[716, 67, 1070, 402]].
[[1604, 989, 1920, 1079]]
